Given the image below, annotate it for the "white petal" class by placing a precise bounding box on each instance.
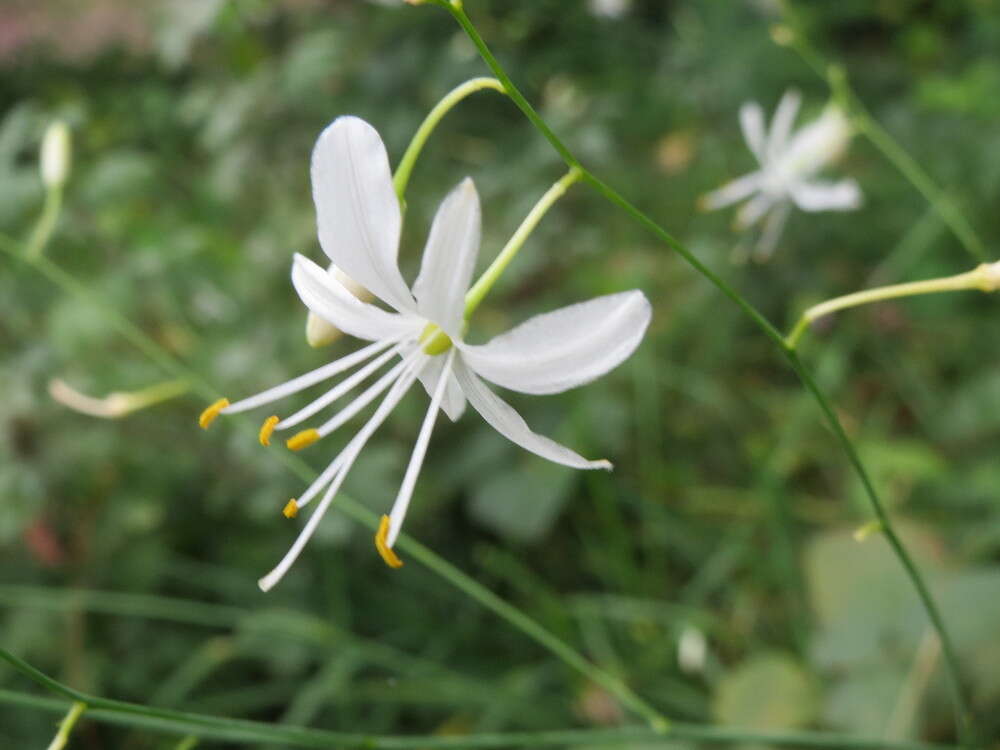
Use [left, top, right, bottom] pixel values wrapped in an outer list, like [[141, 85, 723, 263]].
[[734, 193, 774, 230], [459, 291, 651, 396], [795, 179, 862, 211], [416, 351, 466, 421], [311, 116, 415, 313], [739, 102, 767, 163], [453, 357, 611, 470], [386, 349, 456, 547], [766, 89, 801, 161], [790, 179, 862, 212], [412, 178, 481, 336], [292, 254, 419, 342], [752, 201, 791, 262], [700, 171, 762, 211]]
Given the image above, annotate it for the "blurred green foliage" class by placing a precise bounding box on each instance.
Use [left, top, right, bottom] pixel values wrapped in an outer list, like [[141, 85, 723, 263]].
[[2, 0, 1000, 746]]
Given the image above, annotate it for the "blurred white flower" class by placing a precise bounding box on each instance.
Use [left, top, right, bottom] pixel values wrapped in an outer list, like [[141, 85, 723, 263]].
[[677, 624, 708, 675], [588, 0, 631, 20], [40, 120, 71, 189], [202, 116, 652, 589], [701, 90, 861, 260]]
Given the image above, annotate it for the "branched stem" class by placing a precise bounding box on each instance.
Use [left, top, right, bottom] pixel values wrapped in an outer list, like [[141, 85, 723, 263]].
[[434, 0, 975, 741], [775, 1, 987, 263], [786, 262, 998, 349]]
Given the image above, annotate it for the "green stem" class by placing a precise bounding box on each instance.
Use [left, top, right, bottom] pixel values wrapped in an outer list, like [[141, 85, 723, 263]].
[[464, 167, 582, 318], [785, 263, 998, 349], [437, 1, 975, 740], [393, 76, 506, 199], [0, 654, 956, 750], [0, 232, 663, 730], [776, 1, 987, 263], [46, 699, 86, 750], [25, 186, 63, 259]]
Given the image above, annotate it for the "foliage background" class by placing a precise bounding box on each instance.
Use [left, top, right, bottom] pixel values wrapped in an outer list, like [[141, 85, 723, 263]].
[[2, 0, 999, 745]]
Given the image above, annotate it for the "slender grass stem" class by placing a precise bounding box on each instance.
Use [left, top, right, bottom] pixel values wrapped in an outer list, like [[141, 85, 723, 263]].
[[435, 1, 975, 741], [45, 700, 86, 750], [0, 655, 958, 750]]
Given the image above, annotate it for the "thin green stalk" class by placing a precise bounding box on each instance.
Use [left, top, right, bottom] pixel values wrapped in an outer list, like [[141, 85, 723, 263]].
[[26, 186, 63, 259], [393, 76, 506, 199], [776, 1, 987, 263], [0, 232, 664, 728], [434, 1, 974, 740], [786, 262, 998, 349], [46, 700, 86, 750], [172, 737, 199, 750], [464, 167, 582, 318], [0, 656, 957, 750]]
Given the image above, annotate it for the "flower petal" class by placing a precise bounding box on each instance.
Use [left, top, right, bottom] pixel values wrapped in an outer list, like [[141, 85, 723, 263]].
[[459, 291, 651, 395], [412, 177, 481, 336], [766, 89, 801, 161], [453, 357, 610, 470], [790, 179, 862, 212], [700, 171, 762, 211], [417, 352, 466, 421], [292, 254, 419, 342], [734, 193, 774, 230], [311, 116, 415, 313], [739, 101, 767, 163]]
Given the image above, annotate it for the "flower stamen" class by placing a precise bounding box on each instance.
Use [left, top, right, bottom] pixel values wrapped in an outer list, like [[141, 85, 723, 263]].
[[199, 398, 230, 429], [259, 416, 279, 446], [375, 515, 404, 568], [283, 499, 299, 519], [286, 429, 321, 451]]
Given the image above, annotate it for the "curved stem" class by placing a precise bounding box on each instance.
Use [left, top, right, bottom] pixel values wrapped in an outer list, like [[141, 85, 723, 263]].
[[786, 263, 998, 350], [464, 166, 582, 319], [436, 1, 975, 740], [25, 186, 63, 259], [46, 699, 86, 750], [393, 76, 506, 199], [0, 651, 957, 750]]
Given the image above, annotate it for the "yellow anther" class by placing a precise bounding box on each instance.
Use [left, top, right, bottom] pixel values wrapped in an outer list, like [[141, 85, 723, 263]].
[[286, 428, 320, 451], [198, 398, 230, 429], [375, 515, 403, 569], [283, 499, 299, 519], [259, 416, 279, 446]]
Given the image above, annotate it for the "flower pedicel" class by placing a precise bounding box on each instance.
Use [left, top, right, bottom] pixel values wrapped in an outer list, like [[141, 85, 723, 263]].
[[201, 116, 651, 590]]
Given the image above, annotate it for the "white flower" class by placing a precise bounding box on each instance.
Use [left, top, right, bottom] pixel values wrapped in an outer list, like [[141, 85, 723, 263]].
[[202, 116, 651, 590], [701, 90, 861, 260]]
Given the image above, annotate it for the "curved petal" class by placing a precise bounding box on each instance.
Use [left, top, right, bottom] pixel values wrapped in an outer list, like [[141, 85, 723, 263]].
[[739, 101, 767, 163], [734, 192, 774, 230], [790, 179, 862, 212], [453, 357, 610, 470], [766, 89, 801, 161], [292, 254, 419, 342], [459, 291, 651, 396], [412, 177, 481, 336], [700, 171, 762, 211], [311, 116, 415, 313], [417, 351, 466, 421]]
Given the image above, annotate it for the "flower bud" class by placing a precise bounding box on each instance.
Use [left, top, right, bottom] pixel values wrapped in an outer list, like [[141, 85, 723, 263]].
[[305, 264, 372, 347], [40, 121, 71, 189]]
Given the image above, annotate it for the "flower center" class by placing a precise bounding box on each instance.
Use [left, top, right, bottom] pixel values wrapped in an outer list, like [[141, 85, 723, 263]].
[[419, 322, 453, 356]]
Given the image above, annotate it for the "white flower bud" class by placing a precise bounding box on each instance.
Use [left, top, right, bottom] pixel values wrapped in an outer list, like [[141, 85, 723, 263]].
[[305, 264, 372, 347], [677, 625, 708, 675], [40, 121, 71, 189]]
